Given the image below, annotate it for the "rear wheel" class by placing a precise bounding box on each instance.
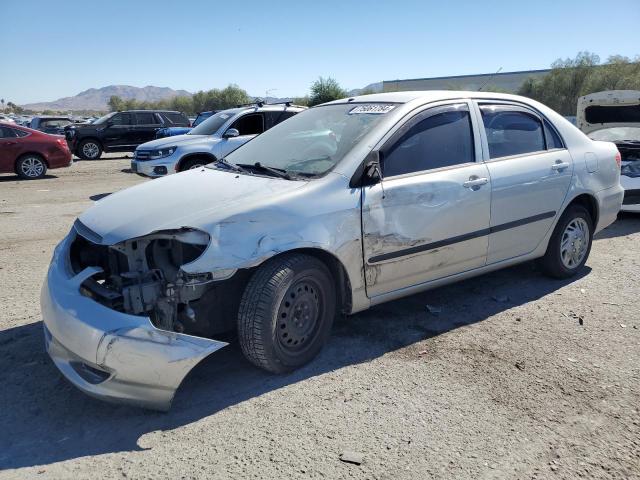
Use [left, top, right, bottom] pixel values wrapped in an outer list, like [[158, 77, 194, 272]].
[[16, 154, 47, 179], [539, 205, 593, 279], [77, 139, 102, 160], [238, 254, 336, 373]]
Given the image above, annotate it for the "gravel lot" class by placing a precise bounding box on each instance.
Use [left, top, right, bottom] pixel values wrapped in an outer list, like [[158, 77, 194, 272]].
[[1, 157, 639, 479]]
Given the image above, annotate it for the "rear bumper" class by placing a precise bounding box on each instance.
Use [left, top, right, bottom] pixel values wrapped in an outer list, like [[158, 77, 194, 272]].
[[41, 232, 227, 410], [594, 184, 624, 232]]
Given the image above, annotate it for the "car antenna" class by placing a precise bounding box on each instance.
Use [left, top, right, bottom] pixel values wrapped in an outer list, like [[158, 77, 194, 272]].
[[478, 67, 502, 91]]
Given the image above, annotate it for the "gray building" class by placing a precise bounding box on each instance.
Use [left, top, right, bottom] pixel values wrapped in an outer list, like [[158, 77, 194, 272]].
[[382, 69, 551, 93]]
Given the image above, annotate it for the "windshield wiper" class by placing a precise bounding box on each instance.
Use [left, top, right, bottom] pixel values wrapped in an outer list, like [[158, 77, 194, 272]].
[[236, 162, 292, 180], [214, 157, 246, 172]]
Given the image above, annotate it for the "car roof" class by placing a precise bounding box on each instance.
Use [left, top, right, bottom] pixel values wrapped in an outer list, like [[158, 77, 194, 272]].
[[321, 90, 536, 106]]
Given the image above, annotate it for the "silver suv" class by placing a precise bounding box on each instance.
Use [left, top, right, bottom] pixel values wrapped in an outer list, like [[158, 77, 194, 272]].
[[130, 102, 305, 177]]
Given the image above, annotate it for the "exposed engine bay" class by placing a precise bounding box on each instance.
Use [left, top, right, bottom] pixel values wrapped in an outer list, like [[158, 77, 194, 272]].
[[70, 225, 244, 337]]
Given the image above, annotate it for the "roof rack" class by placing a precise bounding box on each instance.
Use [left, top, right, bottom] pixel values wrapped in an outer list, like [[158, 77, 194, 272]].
[[235, 100, 306, 109]]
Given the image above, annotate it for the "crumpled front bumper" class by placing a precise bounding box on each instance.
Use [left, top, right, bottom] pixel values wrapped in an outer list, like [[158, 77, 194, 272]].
[[41, 232, 227, 411]]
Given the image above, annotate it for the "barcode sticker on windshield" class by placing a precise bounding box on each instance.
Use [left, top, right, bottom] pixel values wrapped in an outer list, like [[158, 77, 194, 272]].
[[348, 105, 395, 115]]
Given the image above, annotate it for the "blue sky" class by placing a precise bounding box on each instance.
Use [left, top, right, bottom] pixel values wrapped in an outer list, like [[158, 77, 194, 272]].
[[1, 0, 638, 104]]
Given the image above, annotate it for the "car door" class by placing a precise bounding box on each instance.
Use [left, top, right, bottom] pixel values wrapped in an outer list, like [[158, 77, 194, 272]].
[[132, 112, 162, 145], [476, 103, 573, 264], [361, 102, 492, 297], [0, 126, 21, 173], [215, 113, 265, 158], [102, 112, 135, 149]]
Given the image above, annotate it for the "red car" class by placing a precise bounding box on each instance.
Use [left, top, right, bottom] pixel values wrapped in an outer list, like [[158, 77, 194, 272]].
[[0, 122, 72, 179]]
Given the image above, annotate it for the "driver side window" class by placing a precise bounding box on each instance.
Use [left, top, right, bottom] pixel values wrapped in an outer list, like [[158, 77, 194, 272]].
[[382, 106, 475, 177]]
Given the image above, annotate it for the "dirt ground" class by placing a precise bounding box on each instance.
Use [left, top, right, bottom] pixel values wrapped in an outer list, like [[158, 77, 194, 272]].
[[0, 157, 639, 480]]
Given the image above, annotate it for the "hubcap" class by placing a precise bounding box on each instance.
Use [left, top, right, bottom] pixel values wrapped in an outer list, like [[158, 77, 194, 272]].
[[560, 217, 589, 269], [82, 142, 99, 158], [21, 157, 44, 177], [189, 163, 203, 170], [277, 279, 321, 352]]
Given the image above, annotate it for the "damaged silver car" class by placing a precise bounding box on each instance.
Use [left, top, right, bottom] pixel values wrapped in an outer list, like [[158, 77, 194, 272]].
[[42, 91, 623, 410]]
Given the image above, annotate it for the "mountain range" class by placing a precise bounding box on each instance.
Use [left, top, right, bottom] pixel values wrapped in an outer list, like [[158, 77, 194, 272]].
[[20, 82, 384, 112], [22, 85, 192, 112]]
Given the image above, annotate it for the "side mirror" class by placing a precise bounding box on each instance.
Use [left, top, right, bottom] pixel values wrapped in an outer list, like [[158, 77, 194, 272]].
[[223, 128, 239, 138], [349, 150, 382, 188], [106, 120, 114, 127]]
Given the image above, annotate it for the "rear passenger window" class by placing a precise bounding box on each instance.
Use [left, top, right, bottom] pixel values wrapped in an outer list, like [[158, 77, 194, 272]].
[[543, 120, 564, 149], [382, 107, 475, 177], [136, 112, 160, 125], [0, 127, 17, 138], [480, 107, 545, 158], [265, 111, 297, 129], [231, 114, 264, 136]]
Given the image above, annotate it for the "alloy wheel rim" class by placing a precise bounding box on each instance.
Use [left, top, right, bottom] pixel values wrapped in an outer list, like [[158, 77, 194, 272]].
[[83, 143, 99, 158], [277, 279, 322, 352], [189, 163, 203, 170], [560, 217, 589, 269], [21, 157, 44, 177]]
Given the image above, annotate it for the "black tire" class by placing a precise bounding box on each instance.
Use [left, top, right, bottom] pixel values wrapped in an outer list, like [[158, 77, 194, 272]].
[[77, 139, 102, 160], [16, 154, 47, 179], [538, 205, 593, 279], [238, 253, 336, 373], [180, 157, 210, 172]]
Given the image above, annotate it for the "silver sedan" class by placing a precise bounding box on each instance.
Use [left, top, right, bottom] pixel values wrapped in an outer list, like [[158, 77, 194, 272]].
[[42, 91, 623, 409]]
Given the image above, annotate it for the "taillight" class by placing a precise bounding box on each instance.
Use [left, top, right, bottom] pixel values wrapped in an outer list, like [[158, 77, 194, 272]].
[[56, 138, 69, 150], [615, 150, 621, 168]]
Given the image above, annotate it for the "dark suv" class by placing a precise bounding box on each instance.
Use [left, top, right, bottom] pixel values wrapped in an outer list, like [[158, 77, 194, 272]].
[[65, 110, 190, 159]]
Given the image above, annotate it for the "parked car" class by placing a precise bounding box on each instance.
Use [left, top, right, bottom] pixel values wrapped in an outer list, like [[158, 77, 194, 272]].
[[131, 103, 304, 177], [42, 91, 623, 410], [577, 90, 640, 212], [0, 114, 16, 123], [64, 110, 190, 160], [29, 116, 74, 135], [154, 110, 218, 139], [0, 123, 72, 179]]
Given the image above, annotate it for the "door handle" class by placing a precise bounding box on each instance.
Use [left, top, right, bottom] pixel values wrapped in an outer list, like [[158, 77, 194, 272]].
[[551, 161, 570, 171], [3, 141, 17, 145], [463, 176, 489, 190]]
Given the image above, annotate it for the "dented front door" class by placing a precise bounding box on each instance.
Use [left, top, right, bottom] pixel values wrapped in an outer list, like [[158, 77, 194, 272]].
[[361, 102, 492, 297]]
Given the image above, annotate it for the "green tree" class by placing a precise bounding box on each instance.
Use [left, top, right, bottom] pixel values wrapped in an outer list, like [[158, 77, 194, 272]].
[[518, 52, 640, 115], [309, 77, 347, 106], [108, 95, 126, 112]]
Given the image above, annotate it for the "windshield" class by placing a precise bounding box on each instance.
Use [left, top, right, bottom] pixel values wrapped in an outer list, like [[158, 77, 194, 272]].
[[589, 127, 640, 142], [189, 111, 234, 135], [222, 103, 396, 176], [93, 112, 116, 125], [193, 111, 214, 127]]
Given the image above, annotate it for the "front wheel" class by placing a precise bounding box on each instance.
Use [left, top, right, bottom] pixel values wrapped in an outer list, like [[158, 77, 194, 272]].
[[238, 254, 336, 373], [17, 155, 47, 179], [180, 157, 208, 171], [538, 205, 593, 279]]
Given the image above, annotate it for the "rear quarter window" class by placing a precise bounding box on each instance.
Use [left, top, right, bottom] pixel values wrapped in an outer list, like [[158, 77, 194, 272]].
[[162, 112, 190, 126]]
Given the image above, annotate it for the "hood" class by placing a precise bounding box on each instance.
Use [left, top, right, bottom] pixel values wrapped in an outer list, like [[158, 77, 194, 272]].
[[78, 167, 307, 245], [136, 134, 216, 150], [577, 90, 640, 135]]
